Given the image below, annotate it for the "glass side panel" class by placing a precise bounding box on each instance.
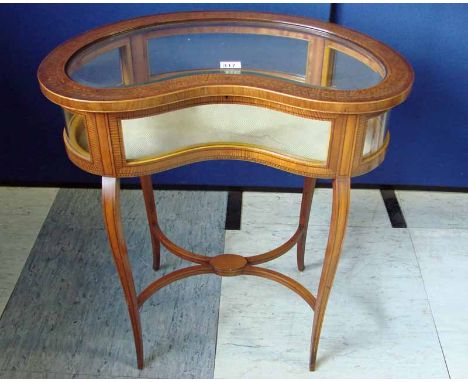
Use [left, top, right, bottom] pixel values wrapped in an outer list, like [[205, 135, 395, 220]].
[[120, 104, 331, 162], [63, 109, 74, 137], [63, 110, 90, 158], [66, 20, 385, 89], [148, 33, 307, 78], [363, 112, 389, 156], [69, 48, 123, 88]]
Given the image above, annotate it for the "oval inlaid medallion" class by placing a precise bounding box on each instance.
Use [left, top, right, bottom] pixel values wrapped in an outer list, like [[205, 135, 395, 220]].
[[209, 254, 247, 276]]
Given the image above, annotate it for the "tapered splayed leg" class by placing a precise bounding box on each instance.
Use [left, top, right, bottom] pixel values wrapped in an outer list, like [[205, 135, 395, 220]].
[[297, 177, 316, 271], [102, 177, 144, 369], [310, 177, 350, 371], [140, 175, 161, 271]]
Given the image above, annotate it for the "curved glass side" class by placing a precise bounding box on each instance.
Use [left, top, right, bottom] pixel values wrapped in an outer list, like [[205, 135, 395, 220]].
[[363, 112, 389, 156], [63, 110, 90, 159]]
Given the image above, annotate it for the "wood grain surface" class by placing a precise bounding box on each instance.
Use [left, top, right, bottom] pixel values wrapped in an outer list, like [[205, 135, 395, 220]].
[[38, 11, 413, 114], [34, 10, 414, 372]]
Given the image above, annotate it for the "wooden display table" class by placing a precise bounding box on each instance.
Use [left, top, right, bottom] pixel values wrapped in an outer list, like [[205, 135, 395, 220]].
[[38, 11, 413, 371]]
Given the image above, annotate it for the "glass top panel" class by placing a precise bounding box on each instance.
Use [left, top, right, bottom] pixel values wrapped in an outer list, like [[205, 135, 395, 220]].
[[67, 20, 385, 90]]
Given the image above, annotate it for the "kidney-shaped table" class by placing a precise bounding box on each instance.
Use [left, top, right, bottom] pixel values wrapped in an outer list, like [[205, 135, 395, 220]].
[[38, 11, 414, 371]]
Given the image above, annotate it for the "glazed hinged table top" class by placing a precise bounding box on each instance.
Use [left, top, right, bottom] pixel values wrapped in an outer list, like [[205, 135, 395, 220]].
[[67, 20, 382, 90], [38, 11, 413, 113]]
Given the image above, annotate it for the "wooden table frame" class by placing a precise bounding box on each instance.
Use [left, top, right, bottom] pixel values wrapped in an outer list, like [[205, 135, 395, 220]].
[[38, 11, 414, 371]]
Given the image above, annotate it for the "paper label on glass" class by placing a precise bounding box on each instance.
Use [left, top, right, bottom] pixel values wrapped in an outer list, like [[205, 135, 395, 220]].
[[220, 61, 242, 69]]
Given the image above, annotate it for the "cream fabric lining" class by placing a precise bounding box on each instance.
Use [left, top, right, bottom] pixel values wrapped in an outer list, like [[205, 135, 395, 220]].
[[75, 104, 333, 162]]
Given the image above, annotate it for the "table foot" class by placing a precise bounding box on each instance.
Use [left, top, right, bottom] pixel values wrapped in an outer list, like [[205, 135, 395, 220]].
[[309, 360, 317, 372]]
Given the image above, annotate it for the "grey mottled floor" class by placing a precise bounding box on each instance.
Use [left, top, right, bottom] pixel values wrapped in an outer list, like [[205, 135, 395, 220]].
[[0, 188, 227, 378], [1, 187, 467, 378]]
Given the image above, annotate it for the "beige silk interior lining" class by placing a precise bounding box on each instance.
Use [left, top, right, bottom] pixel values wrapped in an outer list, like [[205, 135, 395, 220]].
[[72, 104, 333, 162]]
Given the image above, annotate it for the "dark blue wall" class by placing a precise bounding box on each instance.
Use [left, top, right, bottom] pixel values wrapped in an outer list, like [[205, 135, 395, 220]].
[[336, 4, 468, 188], [1, 4, 467, 188]]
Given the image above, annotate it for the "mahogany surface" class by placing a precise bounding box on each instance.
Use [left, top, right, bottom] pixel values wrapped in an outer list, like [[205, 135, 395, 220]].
[[37, 11, 414, 371]]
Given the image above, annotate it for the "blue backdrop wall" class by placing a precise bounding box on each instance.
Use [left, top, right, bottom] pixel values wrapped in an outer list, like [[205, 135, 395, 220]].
[[335, 4, 468, 188], [1, 4, 466, 188]]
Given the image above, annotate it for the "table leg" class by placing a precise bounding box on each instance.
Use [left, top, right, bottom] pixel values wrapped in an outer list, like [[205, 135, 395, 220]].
[[297, 177, 316, 271], [140, 175, 161, 271], [310, 176, 350, 371], [102, 177, 144, 369]]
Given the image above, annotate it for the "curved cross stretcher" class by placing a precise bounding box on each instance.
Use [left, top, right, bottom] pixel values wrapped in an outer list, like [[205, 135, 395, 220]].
[[103, 174, 350, 371]]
